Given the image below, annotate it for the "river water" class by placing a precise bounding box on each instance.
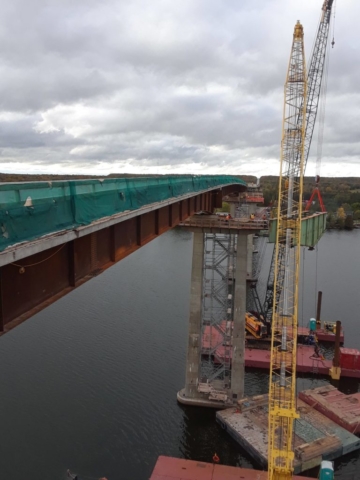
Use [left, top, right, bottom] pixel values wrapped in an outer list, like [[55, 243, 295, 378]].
[[0, 229, 359, 480]]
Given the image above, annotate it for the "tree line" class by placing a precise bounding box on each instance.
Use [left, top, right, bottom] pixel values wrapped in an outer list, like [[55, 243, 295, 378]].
[[256, 176, 360, 230]]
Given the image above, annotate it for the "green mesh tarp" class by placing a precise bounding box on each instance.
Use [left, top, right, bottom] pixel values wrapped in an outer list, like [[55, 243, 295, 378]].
[[0, 175, 246, 251]]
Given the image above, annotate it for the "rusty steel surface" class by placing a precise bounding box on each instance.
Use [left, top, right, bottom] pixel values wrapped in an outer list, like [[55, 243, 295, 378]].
[[179, 216, 268, 231], [299, 385, 360, 435], [216, 397, 360, 475], [150, 456, 314, 480], [0, 190, 215, 336], [0, 184, 233, 268]]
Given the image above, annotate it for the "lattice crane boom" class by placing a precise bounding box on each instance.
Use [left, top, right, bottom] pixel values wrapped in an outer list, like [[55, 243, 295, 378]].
[[303, 0, 333, 171], [268, 21, 307, 480], [263, 0, 334, 324]]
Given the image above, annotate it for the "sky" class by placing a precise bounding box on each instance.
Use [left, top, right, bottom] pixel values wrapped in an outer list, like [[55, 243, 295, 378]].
[[0, 0, 358, 177]]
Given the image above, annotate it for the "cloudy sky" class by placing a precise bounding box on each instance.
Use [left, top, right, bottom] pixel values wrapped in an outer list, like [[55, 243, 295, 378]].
[[0, 0, 358, 177]]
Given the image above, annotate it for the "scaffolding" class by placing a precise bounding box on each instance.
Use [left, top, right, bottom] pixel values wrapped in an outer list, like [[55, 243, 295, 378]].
[[198, 212, 268, 399], [247, 235, 267, 318], [199, 234, 236, 397], [234, 204, 250, 219]]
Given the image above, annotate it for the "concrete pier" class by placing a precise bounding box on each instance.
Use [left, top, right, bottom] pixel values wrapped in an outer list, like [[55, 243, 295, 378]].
[[178, 227, 254, 407], [230, 234, 248, 400], [178, 214, 267, 408], [184, 232, 206, 400]]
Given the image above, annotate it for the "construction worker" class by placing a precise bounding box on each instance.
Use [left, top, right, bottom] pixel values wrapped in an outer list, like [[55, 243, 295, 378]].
[[306, 334, 316, 346], [212, 453, 220, 463]]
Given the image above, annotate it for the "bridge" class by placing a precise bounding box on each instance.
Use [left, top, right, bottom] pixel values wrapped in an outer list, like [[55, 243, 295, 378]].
[[0, 173, 328, 402], [0, 175, 247, 335]]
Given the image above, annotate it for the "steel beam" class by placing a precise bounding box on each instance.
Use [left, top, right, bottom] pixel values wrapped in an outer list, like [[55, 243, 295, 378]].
[[0, 188, 239, 336]]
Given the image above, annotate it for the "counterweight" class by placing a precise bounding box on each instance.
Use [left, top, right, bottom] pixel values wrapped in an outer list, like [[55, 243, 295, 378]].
[[268, 21, 307, 480]]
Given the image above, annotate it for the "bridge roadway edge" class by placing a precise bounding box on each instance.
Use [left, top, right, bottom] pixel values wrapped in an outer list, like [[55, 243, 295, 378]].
[[0, 182, 245, 336]]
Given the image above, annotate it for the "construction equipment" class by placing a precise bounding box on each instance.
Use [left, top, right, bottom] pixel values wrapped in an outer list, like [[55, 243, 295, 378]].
[[263, 0, 334, 326], [245, 312, 267, 339], [305, 175, 326, 212], [268, 19, 307, 480]]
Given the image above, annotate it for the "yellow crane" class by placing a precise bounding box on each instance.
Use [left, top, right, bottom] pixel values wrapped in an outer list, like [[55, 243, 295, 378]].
[[268, 20, 307, 480]]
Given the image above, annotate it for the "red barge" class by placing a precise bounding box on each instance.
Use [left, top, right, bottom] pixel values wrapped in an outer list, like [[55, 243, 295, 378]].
[[203, 326, 360, 378], [149, 456, 314, 480]]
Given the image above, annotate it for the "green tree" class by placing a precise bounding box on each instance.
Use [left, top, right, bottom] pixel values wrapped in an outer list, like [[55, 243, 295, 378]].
[[354, 210, 360, 220], [326, 213, 336, 228], [337, 218, 345, 229], [335, 192, 351, 205], [219, 202, 230, 212], [341, 203, 352, 213], [351, 202, 360, 211], [345, 215, 354, 230]]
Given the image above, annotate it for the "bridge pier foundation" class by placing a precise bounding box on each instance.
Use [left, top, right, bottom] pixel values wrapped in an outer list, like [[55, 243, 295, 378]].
[[183, 232, 207, 401], [178, 229, 251, 408]]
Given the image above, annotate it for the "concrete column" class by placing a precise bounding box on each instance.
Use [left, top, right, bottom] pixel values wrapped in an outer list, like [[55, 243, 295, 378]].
[[229, 203, 236, 217], [246, 234, 253, 310], [184, 232, 204, 398], [246, 234, 253, 279], [231, 233, 248, 400]]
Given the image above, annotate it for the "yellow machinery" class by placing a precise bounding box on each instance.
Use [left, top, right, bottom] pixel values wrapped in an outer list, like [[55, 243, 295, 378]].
[[324, 321, 336, 333], [268, 21, 307, 480], [245, 312, 267, 339]]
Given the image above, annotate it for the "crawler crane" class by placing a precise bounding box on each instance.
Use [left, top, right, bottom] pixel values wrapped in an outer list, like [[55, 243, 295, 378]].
[[263, 0, 334, 325], [267, 20, 306, 480]]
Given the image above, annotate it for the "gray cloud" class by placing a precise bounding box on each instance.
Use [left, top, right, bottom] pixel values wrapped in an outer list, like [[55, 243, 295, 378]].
[[0, 0, 358, 176]]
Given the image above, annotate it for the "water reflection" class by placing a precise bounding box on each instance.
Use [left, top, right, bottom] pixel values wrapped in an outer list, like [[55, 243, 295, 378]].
[[0, 230, 358, 479]]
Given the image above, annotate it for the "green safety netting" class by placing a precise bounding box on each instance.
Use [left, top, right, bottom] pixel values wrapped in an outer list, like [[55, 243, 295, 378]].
[[0, 175, 246, 251]]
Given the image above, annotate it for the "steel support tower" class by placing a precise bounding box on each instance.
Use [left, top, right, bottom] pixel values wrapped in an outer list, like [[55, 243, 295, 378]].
[[199, 234, 236, 397]]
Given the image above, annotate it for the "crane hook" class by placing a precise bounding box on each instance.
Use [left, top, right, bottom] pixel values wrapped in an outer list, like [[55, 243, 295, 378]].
[[331, 37, 335, 48]]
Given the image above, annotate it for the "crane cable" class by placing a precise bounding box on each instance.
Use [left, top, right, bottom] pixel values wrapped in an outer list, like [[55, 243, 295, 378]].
[[332, 0, 337, 48], [313, 0, 336, 305], [315, 26, 331, 180]]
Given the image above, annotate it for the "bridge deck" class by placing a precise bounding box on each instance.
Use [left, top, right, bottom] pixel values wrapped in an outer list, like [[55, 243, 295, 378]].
[[0, 175, 246, 254], [0, 176, 246, 335]]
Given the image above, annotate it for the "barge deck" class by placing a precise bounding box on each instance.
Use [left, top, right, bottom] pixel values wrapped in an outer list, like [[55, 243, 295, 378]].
[[300, 385, 360, 434], [216, 395, 360, 475], [150, 456, 314, 480]]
